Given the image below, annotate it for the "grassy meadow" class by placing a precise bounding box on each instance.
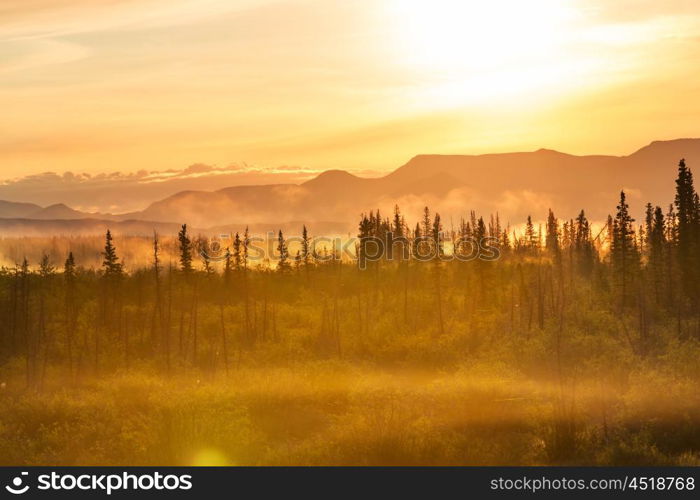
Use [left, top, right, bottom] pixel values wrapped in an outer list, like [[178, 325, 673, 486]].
[[0, 251, 698, 466], [1, 338, 698, 466], [0, 163, 699, 466]]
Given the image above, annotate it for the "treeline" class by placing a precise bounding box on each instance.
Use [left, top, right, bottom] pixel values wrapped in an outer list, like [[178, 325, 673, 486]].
[[358, 159, 699, 310], [0, 160, 698, 387]]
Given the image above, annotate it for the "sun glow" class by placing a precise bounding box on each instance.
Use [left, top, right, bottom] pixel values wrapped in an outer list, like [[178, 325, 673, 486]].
[[2, 0, 699, 175], [386, 0, 586, 106]]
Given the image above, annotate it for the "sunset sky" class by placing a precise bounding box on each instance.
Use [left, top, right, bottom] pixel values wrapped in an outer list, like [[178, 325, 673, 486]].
[[2, 0, 700, 180]]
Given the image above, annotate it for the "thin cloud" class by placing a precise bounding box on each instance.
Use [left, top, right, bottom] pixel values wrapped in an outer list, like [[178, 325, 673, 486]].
[[0, 162, 330, 213], [0, 0, 269, 42]]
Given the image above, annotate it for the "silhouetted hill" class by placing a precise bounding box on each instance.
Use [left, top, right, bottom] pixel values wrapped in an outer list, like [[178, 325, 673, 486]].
[[130, 138, 700, 227], [28, 203, 92, 220], [628, 138, 700, 160], [1, 138, 698, 233], [0, 200, 43, 218], [302, 169, 365, 189]]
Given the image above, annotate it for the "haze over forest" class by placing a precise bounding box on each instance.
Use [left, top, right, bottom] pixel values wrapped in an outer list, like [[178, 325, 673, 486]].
[[0, 138, 698, 236], [2, 0, 700, 468]]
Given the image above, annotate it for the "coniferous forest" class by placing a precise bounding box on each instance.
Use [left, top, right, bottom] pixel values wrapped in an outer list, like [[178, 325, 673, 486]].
[[0, 160, 698, 466]]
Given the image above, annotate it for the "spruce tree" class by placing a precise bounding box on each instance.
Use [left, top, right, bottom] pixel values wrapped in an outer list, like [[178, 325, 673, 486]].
[[198, 236, 213, 274], [545, 209, 560, 257], [432, 213, 443, 258], [358, 214, 373, 266], [152, 231, 161, 280], [648, 205, 666, 302], [574, 210, 594, 275], [63, 251, 77, 372], [500, 224, 511, 252], [412, 222, 422, 259], [611, 191, 639, 308], [102, 230, 122, 276], [223, 247, 232, 282], [64, 252, 76, 281], [233, 232, 242, 270], [422, 207, 431, 243], [243, 226, 250, 270], [178, 224, 193, 274], [277, 230, 290, 273], [674, 158, 699, 299], [644, 203, 654, 253], [39, 254, 55, 278], [393, 205, 404, 237], [525, 215, 538, 252]]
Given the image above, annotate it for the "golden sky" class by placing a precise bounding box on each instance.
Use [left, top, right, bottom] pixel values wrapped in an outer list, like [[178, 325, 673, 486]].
[[2, 0, 700, 179]]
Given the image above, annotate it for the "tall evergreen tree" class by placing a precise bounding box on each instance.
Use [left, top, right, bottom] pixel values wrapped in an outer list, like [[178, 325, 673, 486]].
[[675, 159, 696, 245], [500, 223, 511, 252], [432, 213, 443, 258], [63, 252, 77, 372], [573, 210, 594, 275], [277, 230, 290, 273], [152, 231, 161, 280], [611, 191, 639, 308], [39, 254, 55, 278], [178, 224, 193, 274], [358, 214, 373, 266], [422, 207, 431, 243], [524, 215, 538, 252], [233, 232, 242, 270], [412, 222, 422, 258], [393, 205, 404, 237], [644, 203, 654, 253], [674, 158, 699, 299], [545, 209, 560, 257], [648, 205, 666, 303], [102, 230, 122, 276], [223, 246, 232, 282], [64, 252, 76, 281], [474, 216, 487, 243], [242, 226, 250, 270], [301, 225, 311, 266]]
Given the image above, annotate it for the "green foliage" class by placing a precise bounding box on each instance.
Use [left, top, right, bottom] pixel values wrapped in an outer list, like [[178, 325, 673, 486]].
[[0, 160, 698, 465]]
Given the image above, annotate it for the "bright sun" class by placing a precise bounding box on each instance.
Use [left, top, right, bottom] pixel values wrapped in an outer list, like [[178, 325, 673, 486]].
[[386, 0, 586, 106]]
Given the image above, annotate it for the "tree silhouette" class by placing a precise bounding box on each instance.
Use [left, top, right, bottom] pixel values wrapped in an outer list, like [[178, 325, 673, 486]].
[[573, 210, 594, 275], [178, 224, 193, 274], [277, 230, 290, 273], [674, 159, 699, 300], [525, 215, 538, 252], [301, 225, 311, 266], [545, 209, 560, 258], [611, 191, 639, 309], [102, 230, 122, 276]]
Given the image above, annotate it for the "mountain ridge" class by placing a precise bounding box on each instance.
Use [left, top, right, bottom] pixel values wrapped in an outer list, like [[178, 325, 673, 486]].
[[1, 138, 698, 233]]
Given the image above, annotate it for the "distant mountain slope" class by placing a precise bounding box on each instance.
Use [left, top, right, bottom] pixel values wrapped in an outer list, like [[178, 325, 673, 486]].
[[129, 138, 700, 226], [0, 200, 43, 218], [1, 138, 698, 233], [0, 202, 119, 222], [27, 203, 95, 220]]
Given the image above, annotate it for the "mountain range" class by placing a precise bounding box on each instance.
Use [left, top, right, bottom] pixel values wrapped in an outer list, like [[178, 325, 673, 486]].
[[1, 138, 698, 236]]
